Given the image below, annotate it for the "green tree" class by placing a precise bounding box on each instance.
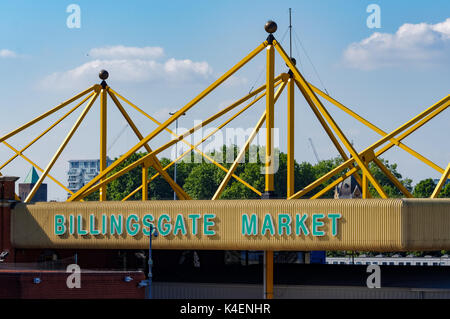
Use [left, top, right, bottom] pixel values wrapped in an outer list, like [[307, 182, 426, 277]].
[[413, 178, 436, 198], [367, 159, 412, 198], [183, 163, 225, 199], [439, 183, 450, 198]]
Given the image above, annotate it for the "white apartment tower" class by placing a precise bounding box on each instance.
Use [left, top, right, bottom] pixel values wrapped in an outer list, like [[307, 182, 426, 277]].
[[67, 157, 113, 195]]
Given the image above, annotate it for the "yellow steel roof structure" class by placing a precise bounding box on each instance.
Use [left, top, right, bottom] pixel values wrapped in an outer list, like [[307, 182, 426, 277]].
[[1, 20, 449, 299], [0, 23, 448, 204]]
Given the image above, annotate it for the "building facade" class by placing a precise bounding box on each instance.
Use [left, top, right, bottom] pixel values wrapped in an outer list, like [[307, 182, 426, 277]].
[[18, 167, 47, 202], [67, 158, 113, 195]]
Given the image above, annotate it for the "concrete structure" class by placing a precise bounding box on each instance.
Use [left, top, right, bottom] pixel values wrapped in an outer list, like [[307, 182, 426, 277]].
[[18, 167, 47, 202], [67, 158, 113, 195]]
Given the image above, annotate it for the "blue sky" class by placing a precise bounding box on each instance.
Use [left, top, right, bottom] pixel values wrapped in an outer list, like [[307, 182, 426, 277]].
[[0, 1, 449, 200]]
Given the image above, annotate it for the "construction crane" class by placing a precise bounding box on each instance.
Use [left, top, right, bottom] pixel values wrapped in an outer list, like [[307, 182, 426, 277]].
[[308, 137, 321, 163], [107, 124, 129, 153]]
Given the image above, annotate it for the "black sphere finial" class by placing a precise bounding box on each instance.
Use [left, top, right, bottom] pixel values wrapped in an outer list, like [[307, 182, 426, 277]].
[[99, 69, 109, 80], [265, 20, 277, 34], [286, 58, 297, 67]]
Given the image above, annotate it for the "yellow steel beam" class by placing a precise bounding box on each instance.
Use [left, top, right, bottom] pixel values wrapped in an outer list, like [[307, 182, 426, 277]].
[[265, 44, 275, 193], [431, 163, 450, 198], [372, 97, 450, 153], [264, 42, 276, 301], [111, 81, 282, 197], [0, 85, 96, 144], [213, 110, 267, 200], [0, 93, 94, 172], [1, 141, 77, 197], [67, 42, 266, 201], [123, 80, 286, 202], [142, 165, 149, 201], [294, 79, 366, 191], [213, 80, 287, 200], [309, 83, 445, 174], [376, 100, 450, 156], [310, 166, 359, 199], [287, 77, 295, 197], [122, 184, 142, 201], [295, 81, 347, 160], [108, 90, 190, 200], [289, 97, 450, 200], [99, 88, 107, 201], [362, 173, 368, 199], [110, 78, 283, 199], [69, 75, 277, 202], [25, 91, 99, 203], [373, 156, 414, 198], [123, 90, 272, 199], [276, 41, 387, 198]]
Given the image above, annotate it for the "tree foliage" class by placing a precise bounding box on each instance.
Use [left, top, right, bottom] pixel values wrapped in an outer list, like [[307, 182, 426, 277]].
[[83, 145, 449, 202]]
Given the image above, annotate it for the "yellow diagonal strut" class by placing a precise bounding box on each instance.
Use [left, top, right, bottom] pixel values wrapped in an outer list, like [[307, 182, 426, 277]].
[[431, 163, 450, 198], [275, 41, 388, 198], [72, 78, 282, 201], [212, 80, 287, 200], [25, 90, 100, 202], [288, 96, 450, 199], [68, 42, 268, 202], [0, 93, 94, 172], [309, 83, 445, 175], [107, 89, 190, 200], [0, 85, 96, 144], [115, 78, 285, 201]]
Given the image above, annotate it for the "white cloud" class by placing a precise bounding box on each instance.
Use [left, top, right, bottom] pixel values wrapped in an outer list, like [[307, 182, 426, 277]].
[[40, 45, 213, 89], [222, 75, 249, 88], [0, 49, 17, 58], [89, 45, 164, 59], [343, 18, 450, 70]]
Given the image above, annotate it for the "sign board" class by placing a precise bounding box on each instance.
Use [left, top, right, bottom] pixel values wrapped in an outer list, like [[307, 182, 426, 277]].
[[10, 199, 450, 251]]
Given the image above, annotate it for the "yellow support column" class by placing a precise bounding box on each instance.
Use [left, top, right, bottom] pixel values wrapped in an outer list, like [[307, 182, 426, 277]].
[[287, 76, 295, 198], [99, 72, 108, 201], [265, 42, 275, 195], [142, 164, 149, 201], [362, 173, 368, 199], [263, 21, 277, 300]]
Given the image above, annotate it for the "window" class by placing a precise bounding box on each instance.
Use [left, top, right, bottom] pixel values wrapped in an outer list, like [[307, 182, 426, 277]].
[[71, 162, 79, 168], [406, 262, 411, 265], [389, 262, 394, 265], [382, 262, 387, 265], [399, 262, 404, 265]]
